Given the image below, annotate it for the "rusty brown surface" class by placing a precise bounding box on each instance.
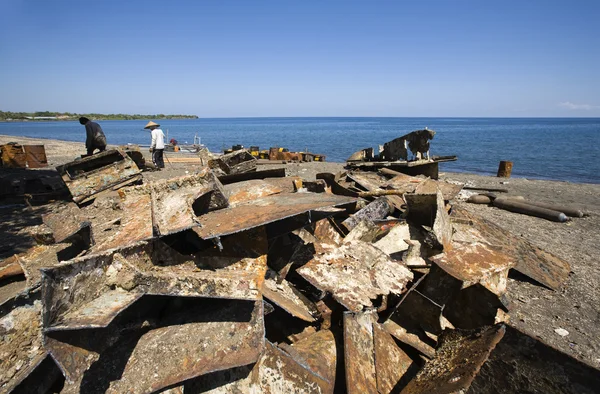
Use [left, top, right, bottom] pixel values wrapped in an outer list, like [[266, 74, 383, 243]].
[[42, 202, 88, 244], [382, 320, 436, 359], [16, 244, 68, 291], [451, 206, 570, 290], [0, 301, 46, 393], [414, 179, 463, 201], [224, 179, 283, 206], [430, 242, 515, 296], [405, 190, 453, 250], [298, 241, 412, 312], [23, 145, 48, 168], [194, 192, 356, 240], [288, 329, 337, 388], [209, 149, 257, 175], [400, 325, 506, 394], [262, 273, 318, 322], [262, 176, 303, 193], [42, 240, 266, 331], [151, 169, 229, 236], [312, 218, 343, 250], [344, 311, 377, 394], [57, 149, 142, 203], [90, 185, 154, 253], [373, 322, 416, 394], [217, 168, 286, 185]]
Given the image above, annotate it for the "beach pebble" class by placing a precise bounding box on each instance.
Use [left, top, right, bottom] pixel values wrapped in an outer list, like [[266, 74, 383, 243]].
[[554, 328, 569, 337]]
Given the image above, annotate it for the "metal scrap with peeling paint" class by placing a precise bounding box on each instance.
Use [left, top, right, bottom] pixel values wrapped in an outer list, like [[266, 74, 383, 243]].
[[298, 241, 413, 312], [344, 311, 377, 394]]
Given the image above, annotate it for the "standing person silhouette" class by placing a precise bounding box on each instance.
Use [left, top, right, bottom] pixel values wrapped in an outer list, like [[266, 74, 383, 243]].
[[79, 117, 107, 155], [144, 121, 165, 169]]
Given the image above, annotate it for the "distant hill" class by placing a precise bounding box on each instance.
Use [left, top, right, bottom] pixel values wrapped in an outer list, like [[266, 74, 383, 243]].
[[0, 111, 198, 121]]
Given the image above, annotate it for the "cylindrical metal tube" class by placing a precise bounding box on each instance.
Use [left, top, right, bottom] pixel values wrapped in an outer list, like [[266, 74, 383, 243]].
[[493, 198, 569, 222], [519, 201, 584, 218], [497, 161, 513, 177]]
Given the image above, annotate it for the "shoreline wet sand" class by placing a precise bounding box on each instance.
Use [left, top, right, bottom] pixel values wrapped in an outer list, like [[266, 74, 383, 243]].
[[1, 133, 599, 368]]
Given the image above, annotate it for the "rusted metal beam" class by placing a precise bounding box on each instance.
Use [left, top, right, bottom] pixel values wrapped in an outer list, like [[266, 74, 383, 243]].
[[344, 310, 377, 394], [193, 193, 356, 240], [400, 325, 506, 394], [373, 322, 417, 393], [218, 168, 286, 185]]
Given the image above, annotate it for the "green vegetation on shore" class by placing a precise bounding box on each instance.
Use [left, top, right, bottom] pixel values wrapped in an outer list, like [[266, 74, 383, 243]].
[[0, 111, 198, 121]]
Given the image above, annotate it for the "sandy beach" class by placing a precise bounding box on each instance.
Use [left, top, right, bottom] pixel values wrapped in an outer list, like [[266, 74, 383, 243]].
[[1, 134, 599, 369]]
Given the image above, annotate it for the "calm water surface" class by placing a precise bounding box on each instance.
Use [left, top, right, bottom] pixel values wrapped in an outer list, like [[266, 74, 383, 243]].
[[1, 118, 598, 184]]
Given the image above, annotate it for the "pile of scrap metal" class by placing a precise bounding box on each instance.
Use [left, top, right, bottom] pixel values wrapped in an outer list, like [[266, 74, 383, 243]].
[[346, 129, 457, 179], [2, 160, 597, 393], [225, 144, 326, 162]]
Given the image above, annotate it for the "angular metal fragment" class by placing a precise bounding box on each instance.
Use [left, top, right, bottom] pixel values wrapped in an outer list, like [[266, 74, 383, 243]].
[[194, 193, 356, 240], [90, 184, 154, 253], [0, 301, 47, 393], [41, 240, 266, 331], [400, 325, 506, 394], [373, 222, 411, 257], [405, 190, 452, 250], [218, 167, 286, 185], [344, 310, 377, 394], [262, 272, 319, 322], [13, 244, 69, 291], [209, 149, 257, 175], [382, 320, 436, 359], [373, 322, 416, 394], [224, 179, 282, 207], [414, 178, 463, 201], [151, 170, 229, 236], [342, 197, 393, 231], [451, 206, 570, 290], [343, 219, 381, 244], [312, 218, 343, 251], [287, 329, 337, 389], [42, 202, 93, 246], [298, 241, 413, 312], [430, 242, 515, 296], [56, 149, 142, 204]]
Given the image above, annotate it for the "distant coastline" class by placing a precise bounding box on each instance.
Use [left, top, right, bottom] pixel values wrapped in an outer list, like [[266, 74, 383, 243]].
[[0, 111, 198, 122]]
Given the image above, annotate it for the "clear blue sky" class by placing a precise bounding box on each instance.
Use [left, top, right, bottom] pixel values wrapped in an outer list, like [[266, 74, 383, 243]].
[[1, 0, 598, 117]]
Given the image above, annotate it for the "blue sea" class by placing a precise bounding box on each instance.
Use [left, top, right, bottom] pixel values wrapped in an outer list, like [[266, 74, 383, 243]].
[[1, 118, 599, 184]]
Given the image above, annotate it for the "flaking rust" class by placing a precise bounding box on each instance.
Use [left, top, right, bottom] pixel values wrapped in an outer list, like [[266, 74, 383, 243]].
[[451, 206, 570, 290], [224, 179, 283, 206], [373, 322, 416, 393], [430, 242, 515, 296], [262, 271, 319, 322], [194, 192, 356, 240], [344, 310, 377, 394], [41, 239, 266, 331], [151, 169, 229, 236], [56, 149, 142, 204], [400, 325, 506, 394], [298, 241, 413, 312]]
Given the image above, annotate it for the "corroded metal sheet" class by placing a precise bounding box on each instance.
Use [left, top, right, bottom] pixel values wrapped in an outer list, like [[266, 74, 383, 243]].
[[344, 311, 377, 394], [262, 273, 318, 322], [0, 301, 46, 393], [400, 325, 506, 394], [312, 218, 343, 251], [287, 329, 337, 389], [298, 241, 413, 312], [106, 301, 264, 394], [224, 179, 283, 206], [46, 299, 264, 393], [451, 206, 570, 290], [194, 193, 356, 240], [382, 320, 436, 359], [56, 149, 142, 203], [414, 178, 463, 201], [151, 169, 229, 236], [405, 190, 452, 250], [15, 244, 68, 291], [90, 185, 154, 253], [42, 240, 266, 331], [342, 197, 393, 231], [42, 202, 90, 244], [218, 167, 286, 185], [373, 322, 415, 394], [430, 242, 515, 296]]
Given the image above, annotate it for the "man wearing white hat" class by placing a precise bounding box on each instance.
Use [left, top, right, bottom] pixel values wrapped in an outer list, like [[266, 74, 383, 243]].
[[144, 121, 165, 169]]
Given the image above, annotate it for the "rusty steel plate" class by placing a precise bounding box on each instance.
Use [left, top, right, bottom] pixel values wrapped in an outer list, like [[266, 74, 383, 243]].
[[344, 311, 377, 394], [16, 244, 68, 290], [90, 185, 154, 253], [0, 301, 46, 393], [414, 178, 463, 201], [41, 202, 88, 244], [224, 179, 283, 206], [106, 301, 264, 394], [298, 241, 412, 312], [430, 242, 515, 296], [287, 329, 337, 389], [373, 322, 415, 394], [382, 320, 436, 359], [451, 206, 570, 290], [42, 240, 266, 331], [194, 193, 356, 240], [262, 275, 318, 322], [151, 170, 229, 236], [57, 150, 142, 203], [400, 324, 506, 394]]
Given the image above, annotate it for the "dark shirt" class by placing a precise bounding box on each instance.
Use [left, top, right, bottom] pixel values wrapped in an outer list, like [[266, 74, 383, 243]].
[[85, 121, 107, 150]]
